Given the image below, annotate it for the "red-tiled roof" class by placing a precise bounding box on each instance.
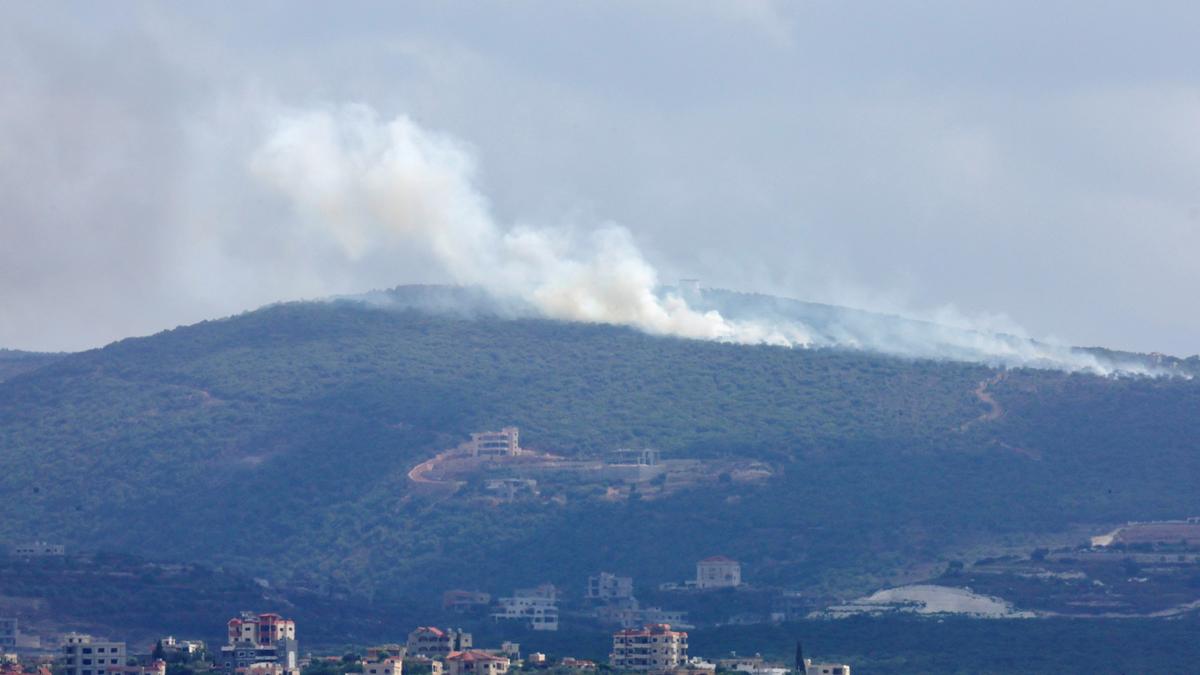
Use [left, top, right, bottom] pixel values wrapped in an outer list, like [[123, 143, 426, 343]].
[[413, 626, 446, 637], [446, 651, 507, 663]]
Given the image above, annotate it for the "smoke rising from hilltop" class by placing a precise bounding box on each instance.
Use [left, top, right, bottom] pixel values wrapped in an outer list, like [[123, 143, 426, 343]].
[[252, 104, 1157, 376], [252, 104, 812, 347]]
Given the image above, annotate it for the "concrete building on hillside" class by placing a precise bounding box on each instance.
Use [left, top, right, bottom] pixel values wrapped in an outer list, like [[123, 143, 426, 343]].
[[695, 557, 741, 589], [469, 428, 520, 458], [587, 572, 634, 600], [595, 604, 693, 631], [492, 584, 558, 631], [364, 645, 405, 661], [234, 665, 283, 675], [361, 657, 403, 675], [484, 478, 538, 502], [444, 652, 509, 675], [157, 637, 205, 656], [610, 624, 688, 671], [218, 613, 298, 675], [406, 628, 471, 658], [442, 590, 491, 613], [107, 663, 166, 675], [61, 634, 126, 675], [802, 660, 850, 675], [0, 620, 15, 650], [10, 542, 64, 557], [602, 449, 665, 482]]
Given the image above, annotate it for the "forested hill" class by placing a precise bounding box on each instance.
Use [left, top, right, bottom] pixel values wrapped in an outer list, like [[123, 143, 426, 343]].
[[1, 288, 1198, 605], [0, 349, 63, 383]]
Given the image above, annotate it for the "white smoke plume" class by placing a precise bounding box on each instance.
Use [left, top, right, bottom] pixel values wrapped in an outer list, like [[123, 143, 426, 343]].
[[251, 104, 1162, 376], [251, 104, 810, 347]]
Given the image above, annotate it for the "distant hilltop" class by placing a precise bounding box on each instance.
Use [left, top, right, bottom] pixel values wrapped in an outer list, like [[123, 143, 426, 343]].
[[339, 284, 1199, 376]]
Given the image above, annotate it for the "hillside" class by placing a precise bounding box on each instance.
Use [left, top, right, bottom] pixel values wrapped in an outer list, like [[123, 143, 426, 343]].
[[1, 287, 1199, 609], [0, 349, 63, 383], [0, 549, 399, 648]]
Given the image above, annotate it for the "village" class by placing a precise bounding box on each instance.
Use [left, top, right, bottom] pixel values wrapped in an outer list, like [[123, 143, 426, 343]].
[[8, 431, 1200, 675], [2, 530, 851, 675], [0, 608, 850, 675]]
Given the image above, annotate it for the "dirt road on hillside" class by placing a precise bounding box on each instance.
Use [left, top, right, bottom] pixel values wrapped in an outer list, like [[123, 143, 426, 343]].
[[960, 372, 1006, 431]]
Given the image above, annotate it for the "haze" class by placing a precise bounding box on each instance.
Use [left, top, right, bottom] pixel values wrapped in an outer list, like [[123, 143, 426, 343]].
[[2, 2, 1198, 356]]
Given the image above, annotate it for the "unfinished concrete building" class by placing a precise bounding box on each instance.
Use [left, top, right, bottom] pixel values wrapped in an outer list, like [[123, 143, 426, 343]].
[[469, 428, 520, 458]]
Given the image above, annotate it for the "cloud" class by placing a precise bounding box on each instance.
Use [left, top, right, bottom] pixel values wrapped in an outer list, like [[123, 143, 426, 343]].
[[1, 2, 1198, 359], [249, 104, 808, 346], [248, 103, 1165, 375]]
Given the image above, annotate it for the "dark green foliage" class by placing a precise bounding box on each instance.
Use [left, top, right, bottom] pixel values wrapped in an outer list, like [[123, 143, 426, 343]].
[[0, 296, 1198, 605], [0, 349, 62, 383]]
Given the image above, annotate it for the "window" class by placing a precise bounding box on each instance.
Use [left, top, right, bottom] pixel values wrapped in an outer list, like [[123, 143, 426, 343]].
[[84, 660, 93, 665], [84, 649, 94, 654]]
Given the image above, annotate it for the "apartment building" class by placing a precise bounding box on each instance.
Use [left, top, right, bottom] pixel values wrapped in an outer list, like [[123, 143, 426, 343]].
[[492, 585, 558, 631], [0, 619, 15, 650], [609, 624, 688, 672], [61, 634, 126, 675], [587, 573, 634, 600], [444, 652, 509, 675], [218, 613, 298, 675], [406, 628, 471, 658], [695, 557, 741, 589]]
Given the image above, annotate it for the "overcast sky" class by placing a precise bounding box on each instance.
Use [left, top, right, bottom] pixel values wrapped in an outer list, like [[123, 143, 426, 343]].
[[2, 2, 1198, 355]]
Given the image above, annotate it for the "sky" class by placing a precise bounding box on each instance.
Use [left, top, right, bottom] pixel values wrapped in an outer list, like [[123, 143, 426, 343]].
[[2, 1, 1198, 355]]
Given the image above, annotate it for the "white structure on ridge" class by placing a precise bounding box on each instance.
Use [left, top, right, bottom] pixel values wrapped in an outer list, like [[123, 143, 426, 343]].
[[469, 428, 521, 458]]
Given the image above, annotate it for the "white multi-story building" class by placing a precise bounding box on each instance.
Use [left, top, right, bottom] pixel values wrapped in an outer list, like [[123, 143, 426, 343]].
[[802, 660, 850, 675], [219, 612, 298, 675], [609, 624, 688, 671], [406, 627, 471, 658], [61, 634, 126, 675], [695, 557, 741, 589], [587, 572, 634, 600], [492, 584, 558, 631], [469, 428, 520, 458]]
